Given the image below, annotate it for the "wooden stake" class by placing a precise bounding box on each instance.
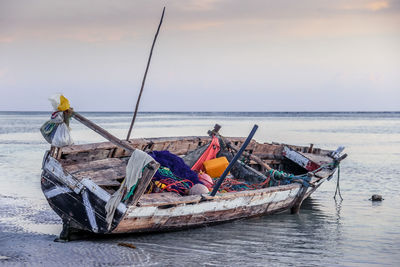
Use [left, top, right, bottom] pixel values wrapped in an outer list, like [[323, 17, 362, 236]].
[[126, 7, 166, 141]]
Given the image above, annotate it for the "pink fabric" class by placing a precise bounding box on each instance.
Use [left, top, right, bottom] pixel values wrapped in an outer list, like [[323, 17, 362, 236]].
[[191, 136, 220, 172], [198, 172, 214, 189]]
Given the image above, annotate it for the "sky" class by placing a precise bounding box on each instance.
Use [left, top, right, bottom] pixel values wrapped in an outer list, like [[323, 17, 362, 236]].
[[0, 0, 399, 112]]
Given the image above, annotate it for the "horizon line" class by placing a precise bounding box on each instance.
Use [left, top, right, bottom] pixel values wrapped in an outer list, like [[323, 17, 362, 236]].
[[0, 110, 399, 113]]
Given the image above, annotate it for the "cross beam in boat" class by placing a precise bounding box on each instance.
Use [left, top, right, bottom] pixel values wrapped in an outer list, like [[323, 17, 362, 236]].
[[72, 111, 135, 153]]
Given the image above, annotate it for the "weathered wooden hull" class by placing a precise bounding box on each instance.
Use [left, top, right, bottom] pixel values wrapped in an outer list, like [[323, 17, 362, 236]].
[[112, 176, 326, 234], [41, 153, 329, 235], [40, 135, 341, 238], [114, 186, 300, 233]]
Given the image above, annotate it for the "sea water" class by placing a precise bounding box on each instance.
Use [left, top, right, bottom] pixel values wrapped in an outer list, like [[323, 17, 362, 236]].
[[0, 112, 399, 266]]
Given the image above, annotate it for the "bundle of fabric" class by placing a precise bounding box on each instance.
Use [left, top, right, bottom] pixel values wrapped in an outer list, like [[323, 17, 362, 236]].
[[148, 151, 202, 195]]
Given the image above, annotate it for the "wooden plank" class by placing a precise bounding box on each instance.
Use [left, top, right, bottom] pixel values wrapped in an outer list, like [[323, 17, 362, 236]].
[[298, 152, 332, 166], [61, 141, 116, 154], [63, 158, 126, 174], [73, 166, 126, 185], [58, 136, 285, 159], [86, 179, 121, 187], [60, 137, 210, 159], [59, 136, 249, 159], [42, 156, 84, 194], [129, 161, 160, 206], [60, 149, 112, 166], [249, 159, 280, 165], [138, 192, 182, 205], [283, 146, 320, 171], [138, 194, 202, 207]]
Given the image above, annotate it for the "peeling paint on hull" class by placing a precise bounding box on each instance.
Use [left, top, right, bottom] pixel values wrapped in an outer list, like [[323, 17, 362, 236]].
[[112, 187, 305, 233], [40, 136, 338, 236]]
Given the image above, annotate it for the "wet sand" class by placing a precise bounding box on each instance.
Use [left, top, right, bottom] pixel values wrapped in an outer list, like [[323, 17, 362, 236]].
[[0, 194, 168, 266], [1, 192, 286, 267]]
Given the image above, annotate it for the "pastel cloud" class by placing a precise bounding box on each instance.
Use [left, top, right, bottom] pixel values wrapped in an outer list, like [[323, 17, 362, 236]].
[[0, 68, 8, 78], [179, 21, 224, 31], [0, 36, 14, 43], [59, 28, 134, 43], [341, 0, 390, 11], [367, 1, 389, 11], [177, 0, 222, 11]]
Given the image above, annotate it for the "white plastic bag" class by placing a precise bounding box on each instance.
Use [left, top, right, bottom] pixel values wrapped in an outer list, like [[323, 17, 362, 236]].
[[52, 123, 74, 147], [40, 94, 73, 147], [49, 93, 70, 111], [50, 111, 64, 123], [40, 112, 64, 144], [49, 94, 61, 111]]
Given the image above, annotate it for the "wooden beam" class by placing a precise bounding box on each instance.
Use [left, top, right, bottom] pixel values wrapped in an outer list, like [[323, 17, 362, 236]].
[[72, 111, 135, 153]]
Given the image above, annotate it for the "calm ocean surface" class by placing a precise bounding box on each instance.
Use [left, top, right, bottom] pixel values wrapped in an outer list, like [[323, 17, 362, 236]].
[[0, 111, 399, 266]]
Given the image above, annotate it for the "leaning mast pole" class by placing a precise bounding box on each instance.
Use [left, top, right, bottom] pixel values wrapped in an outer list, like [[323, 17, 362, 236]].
[[126, 7, 165, 141]]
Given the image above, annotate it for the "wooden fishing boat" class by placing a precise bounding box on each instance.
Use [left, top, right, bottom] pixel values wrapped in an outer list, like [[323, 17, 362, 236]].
[[40, 116, 346, 241], [40, 9, 346, 241]]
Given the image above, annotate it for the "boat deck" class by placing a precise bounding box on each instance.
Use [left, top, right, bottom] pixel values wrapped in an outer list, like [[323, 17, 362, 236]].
[[50, 136, 334, 196], [63, 157, 129, 187]]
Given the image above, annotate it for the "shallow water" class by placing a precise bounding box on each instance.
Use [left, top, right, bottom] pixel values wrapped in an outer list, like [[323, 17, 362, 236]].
[[0, 112, 399, 266]]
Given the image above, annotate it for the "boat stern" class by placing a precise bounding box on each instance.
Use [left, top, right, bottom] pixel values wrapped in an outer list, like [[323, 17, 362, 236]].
[[40, 152, 127, 238]]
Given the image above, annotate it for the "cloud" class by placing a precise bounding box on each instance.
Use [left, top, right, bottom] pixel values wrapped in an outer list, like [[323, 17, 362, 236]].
[[179, 21, 223, 31], [0, 68, 8, 78], [0, 26, 137, 43], [1, 0, 399, 43], [367, 1, 389, 11], [0, 36, 14, 43], [341, 0, 390, 12], [176, 0, 222, 11], [59, 28, 135, 43]]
